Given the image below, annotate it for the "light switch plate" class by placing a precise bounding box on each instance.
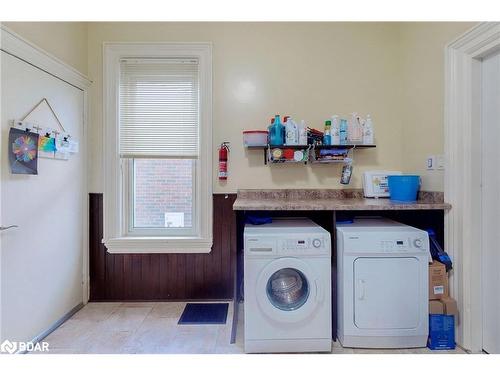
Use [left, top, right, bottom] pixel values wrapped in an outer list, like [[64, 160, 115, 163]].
[[427, 155, 436, 170]]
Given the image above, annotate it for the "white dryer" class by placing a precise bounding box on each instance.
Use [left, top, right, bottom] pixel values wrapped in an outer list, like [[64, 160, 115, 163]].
[[336, 218, 430, 348], [244, 218, 332, 353]]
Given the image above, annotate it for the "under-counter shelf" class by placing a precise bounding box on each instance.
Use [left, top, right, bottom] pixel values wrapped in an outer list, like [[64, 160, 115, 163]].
[[245, 144, 376, 165]]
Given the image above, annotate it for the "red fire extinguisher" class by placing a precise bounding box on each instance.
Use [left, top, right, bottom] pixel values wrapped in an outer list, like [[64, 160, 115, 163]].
[[218, 142, 230, 180]]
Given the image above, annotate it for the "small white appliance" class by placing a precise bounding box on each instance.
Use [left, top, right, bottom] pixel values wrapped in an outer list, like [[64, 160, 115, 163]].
[[244, 218, 332, 353], [362, 170, 402, 198], [336, 218, 430, 348]]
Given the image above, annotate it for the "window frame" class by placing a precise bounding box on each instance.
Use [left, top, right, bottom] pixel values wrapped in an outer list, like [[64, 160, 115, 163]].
[[103, 43, 213, 254]]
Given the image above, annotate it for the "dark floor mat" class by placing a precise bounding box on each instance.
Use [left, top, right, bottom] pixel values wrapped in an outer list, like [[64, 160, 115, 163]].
[[178, 303, 229, 325]]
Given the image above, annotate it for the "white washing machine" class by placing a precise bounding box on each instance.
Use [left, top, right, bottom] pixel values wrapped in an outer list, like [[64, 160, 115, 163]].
[[244, 218, 332, 353], [336, 218, 430, 348]]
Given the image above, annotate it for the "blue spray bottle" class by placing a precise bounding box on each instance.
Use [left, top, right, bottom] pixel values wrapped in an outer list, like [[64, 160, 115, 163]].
[[339, 119, 348, 145]]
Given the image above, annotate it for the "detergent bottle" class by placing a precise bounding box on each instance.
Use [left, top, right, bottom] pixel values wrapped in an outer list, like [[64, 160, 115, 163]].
[[284, 116, 298, 145], [269, 115, 284, 146]]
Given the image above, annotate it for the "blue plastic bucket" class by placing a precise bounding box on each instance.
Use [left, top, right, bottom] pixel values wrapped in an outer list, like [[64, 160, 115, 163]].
[[388, 175, 420, 202]]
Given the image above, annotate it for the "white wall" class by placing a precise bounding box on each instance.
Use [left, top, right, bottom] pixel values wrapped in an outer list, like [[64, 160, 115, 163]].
[[86, 22, 477, 193], [5, 22, 478, 197], [399, 22, 476, 191], [2, 22, 88, 75], [87, 22, 405, 193]]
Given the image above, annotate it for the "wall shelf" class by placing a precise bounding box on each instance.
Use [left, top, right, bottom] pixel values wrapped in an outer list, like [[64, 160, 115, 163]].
[[245, 144, 376, 165]]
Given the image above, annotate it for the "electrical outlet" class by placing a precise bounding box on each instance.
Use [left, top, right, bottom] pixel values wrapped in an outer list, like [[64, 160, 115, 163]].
[[436, 155, 445, 170]]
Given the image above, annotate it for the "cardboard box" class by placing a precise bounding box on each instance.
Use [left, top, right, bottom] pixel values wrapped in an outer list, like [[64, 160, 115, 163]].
[[441, 296, 458, 324], [429, 300, 444, 314], [441, 296, 458, 316], [429, 261, 449, 300]]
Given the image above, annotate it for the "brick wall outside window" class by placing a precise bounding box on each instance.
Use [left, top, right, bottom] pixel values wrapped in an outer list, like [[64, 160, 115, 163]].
[[134, 159, 193, 228]]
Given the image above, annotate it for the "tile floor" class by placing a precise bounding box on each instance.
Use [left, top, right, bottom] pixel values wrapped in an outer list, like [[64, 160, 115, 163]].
[[40, 302, 466, 354]]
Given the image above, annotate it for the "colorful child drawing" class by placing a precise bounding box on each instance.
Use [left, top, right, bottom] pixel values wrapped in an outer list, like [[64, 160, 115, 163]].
[[38, 136, 56, 153], [9, 127, 39, 175], [38, 135, 57, 158]]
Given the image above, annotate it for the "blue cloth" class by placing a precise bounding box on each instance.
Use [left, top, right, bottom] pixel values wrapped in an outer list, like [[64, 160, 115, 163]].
[[245, 213, 272, 225], [336, 219, 354, 224], [426, 228, 453, 271]]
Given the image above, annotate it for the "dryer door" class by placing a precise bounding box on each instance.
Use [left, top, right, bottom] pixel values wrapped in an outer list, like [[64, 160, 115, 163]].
[[256, 257, 321, 323], [353, 257, 421, 329]]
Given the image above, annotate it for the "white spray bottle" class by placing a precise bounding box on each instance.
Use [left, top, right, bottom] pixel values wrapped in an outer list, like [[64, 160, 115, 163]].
[[331, 115, 340, 145], [363, 114, 374, 145], [297, 120, 308, 145], [348, 112, 363, 143], [285, 116, 298, 145]]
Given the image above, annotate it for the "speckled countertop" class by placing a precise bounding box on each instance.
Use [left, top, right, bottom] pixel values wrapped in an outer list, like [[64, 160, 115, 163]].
[[233, 189, 451, 211]]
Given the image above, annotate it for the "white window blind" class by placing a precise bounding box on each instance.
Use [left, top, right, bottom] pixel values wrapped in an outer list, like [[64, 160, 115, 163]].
[[119, 58, 199, 158]]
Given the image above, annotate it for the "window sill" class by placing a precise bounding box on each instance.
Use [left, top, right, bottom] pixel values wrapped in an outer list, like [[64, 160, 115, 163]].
[[103, 236, 213, 254]]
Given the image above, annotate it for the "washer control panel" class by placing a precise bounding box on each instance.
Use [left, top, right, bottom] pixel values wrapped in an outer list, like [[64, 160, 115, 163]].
[[278, 236, 330, 255], [244, 219, 331, 257]]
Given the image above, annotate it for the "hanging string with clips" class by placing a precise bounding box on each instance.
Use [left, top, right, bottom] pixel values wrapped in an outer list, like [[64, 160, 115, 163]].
[[19, 97, 69, 140]]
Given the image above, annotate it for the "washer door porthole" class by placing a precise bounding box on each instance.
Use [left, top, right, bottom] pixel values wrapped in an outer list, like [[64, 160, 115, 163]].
[[266, 268, 310, 311]]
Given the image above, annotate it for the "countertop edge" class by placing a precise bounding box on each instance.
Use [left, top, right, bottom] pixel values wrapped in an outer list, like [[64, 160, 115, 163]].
[[232, 199, 451, 211], [232, 189, 450, 211]]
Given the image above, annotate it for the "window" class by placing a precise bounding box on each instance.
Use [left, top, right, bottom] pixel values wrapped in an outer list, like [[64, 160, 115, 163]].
[[131, 159, 194, 230], [120, 58, 198, 237], [103, 43, 212, 253]]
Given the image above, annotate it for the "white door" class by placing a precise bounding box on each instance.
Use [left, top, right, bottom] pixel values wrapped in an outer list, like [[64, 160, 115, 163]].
[[354, 257, 420, 329], [481, 50, 500, 354], [1, 51, 85, 343]]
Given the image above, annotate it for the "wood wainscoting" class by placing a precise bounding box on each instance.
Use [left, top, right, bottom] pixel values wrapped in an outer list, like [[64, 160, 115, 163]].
[[89, 193, 237, 301]]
